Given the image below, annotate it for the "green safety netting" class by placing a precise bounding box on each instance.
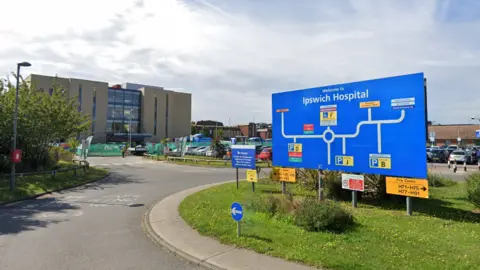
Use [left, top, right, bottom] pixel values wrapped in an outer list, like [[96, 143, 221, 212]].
[[78, 140, 273, 157]]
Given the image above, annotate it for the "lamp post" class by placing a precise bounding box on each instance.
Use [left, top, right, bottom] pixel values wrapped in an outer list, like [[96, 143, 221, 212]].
[[129, 108, 134, 148], [11, 61, 31, 191]]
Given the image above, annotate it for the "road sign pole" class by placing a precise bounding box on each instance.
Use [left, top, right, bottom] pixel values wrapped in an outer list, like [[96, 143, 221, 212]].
[[406, 196, 412, 216], [352, 191, 358, 208], [318, 170, 324, 201], [282, 181, 286, 194], [236, 168, 239, 189], [237, 221, 241, 237], [252, 182, 255, 192]]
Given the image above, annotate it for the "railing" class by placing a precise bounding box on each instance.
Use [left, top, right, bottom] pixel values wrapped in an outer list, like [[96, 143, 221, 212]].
[[0, 160, 90, 180], [164, 156, 272, 167]]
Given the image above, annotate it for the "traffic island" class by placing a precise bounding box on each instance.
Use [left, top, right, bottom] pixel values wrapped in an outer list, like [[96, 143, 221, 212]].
[[164, 156, 272, 168], [178, 180, 480, 270]]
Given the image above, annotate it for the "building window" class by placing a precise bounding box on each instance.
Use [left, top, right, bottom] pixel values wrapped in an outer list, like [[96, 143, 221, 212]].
[[48, 88, 53, 96], [154, 96, 157, 135], [78, 84, 83, 112]]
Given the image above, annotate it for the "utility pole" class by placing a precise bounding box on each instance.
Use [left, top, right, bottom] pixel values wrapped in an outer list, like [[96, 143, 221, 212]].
[[11, 62, 31, 191]]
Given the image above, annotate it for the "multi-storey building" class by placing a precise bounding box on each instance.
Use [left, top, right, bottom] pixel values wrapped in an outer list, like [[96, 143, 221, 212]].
[[25, 74, 191, 143]]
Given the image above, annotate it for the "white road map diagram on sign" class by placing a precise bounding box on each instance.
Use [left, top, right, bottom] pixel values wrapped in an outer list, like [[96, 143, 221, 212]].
[[279, 106, 406, 165]]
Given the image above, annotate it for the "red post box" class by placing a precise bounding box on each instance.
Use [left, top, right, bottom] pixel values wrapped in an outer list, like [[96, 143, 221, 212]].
[[12, 149, 22, 163]]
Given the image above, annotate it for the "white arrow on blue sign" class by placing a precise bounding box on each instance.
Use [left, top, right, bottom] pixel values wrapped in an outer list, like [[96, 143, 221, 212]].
[[476, 130, 480, 138], [231, 202, 243, 221]]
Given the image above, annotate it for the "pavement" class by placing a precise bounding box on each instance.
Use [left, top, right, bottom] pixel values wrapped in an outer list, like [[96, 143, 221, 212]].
[[144, 182, 315, 270], [0, 156, 245, 270], [427, 162, 479, 181]]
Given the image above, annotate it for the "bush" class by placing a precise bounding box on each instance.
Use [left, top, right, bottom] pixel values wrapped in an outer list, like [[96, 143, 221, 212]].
[[294, 199, 354, 232], [323, 170, 351, 201], [428, 172, 456, 187], [466, 173, 480, 208], [296, 168, 318, 191], [247, 193, 296, 217]]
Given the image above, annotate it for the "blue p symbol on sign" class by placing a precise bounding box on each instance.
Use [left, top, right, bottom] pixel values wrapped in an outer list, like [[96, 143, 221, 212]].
[[323, 112, 328, 118], [336, 156, 343, 165], [370, 158, 378, 167]]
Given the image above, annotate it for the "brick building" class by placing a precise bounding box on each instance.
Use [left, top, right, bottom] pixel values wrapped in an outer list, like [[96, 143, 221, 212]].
[[428, 124, 480, 146]]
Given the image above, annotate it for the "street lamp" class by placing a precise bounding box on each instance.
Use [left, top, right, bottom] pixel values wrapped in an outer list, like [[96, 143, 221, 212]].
[[11, 61, 31, 191]]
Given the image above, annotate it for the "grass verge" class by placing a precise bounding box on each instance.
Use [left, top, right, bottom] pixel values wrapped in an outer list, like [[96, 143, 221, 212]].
[[179, 181, 480, 270], [0, 165, 109, 204]]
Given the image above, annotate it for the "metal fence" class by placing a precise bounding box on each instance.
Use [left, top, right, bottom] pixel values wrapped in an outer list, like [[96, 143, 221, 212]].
[[0, 160, 90, 181]]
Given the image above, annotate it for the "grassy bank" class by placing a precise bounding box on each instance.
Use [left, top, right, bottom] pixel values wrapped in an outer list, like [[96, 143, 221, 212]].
[[179, 181, 480, 270], [0, 165, 108, 204]]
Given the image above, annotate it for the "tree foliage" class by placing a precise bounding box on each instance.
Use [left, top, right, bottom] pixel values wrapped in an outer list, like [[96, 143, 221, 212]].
[[0, 75, 90, 173]]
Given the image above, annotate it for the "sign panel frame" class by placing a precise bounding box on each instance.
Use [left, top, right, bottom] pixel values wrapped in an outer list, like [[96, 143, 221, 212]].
[[341, 173, 365, 191], [386, 177, 429, 198], [272, 73, 427, 178], [231, 145, 256, 169]]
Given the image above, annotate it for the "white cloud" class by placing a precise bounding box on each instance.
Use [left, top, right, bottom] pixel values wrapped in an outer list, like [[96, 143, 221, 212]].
[[1, 0, 479, 125]]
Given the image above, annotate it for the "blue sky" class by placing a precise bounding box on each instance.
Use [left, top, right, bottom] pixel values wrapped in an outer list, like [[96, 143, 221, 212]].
[[1, 0, 479, 125]]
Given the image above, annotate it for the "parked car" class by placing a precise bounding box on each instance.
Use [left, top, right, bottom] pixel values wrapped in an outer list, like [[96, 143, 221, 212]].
[[193, 146, 209, 156], [258, 147, 272, 160], [429, 149, 448, 163], [448, 150, 474, 164], [446, 145, 458, 154], [131, 145, 147, 156]]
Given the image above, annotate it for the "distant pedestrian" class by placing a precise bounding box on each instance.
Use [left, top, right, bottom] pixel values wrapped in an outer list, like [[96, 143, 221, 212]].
[[122, 144, 127, 158]]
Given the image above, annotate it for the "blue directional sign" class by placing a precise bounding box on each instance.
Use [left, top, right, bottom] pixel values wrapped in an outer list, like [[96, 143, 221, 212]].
[[231, 202, 243, 221], [272, 73, 427, 178], [231, 145, 256, 169], [476, 130, 480, 138]]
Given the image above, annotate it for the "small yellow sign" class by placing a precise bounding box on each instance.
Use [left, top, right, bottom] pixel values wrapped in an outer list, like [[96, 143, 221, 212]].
[[272, 168, 296, 182], [288, 143, 302, 153], [369, 154, 392, 169], [386, 177, 429, 199], [360, 101, 380, 108], [246, 170, 258, 182], [335, 156, 354, 166]]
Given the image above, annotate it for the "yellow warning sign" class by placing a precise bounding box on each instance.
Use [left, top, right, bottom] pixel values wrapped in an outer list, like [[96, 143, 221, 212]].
[[246, 169, 258, 182], [386, 177, 428, 198], [272, 168, 296, 182], [360, 101, 380, 108]]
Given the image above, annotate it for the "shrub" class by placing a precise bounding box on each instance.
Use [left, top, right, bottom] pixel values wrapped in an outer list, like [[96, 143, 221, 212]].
[[247, 193, 296, 217], [466, 173, 480, 208], [296, 168, 318, 191], [428, 172, 456, 187], [294, 198, 354, 232], [323, 170, 351, 201]]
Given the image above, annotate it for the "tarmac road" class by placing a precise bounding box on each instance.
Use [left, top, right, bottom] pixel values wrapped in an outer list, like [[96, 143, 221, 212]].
[[0, 156, 249, 270]]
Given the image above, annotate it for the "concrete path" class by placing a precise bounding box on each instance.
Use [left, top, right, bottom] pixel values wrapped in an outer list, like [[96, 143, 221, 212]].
[[144, 182, 317, 270]]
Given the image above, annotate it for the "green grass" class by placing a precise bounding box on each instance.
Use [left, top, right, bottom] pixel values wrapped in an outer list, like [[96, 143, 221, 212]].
[[0, 165, 109, 204], [179, 181, 480, 270]]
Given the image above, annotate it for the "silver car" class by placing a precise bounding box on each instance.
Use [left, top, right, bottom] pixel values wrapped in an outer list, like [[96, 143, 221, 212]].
[[448, 150, 473, 164]]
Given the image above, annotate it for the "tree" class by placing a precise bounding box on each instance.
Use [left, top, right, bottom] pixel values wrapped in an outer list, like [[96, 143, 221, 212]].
[[201, 128, 210, 137], [0, 75, 90, 172]]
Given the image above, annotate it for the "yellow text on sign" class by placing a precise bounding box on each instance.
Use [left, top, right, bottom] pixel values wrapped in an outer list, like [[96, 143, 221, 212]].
[[272, 168, 296, 183], [360, 101, 380, 108], [386, 177, 429, 199], [335, 156, 354, 166], [246, 170, 258, 182], [369, 157, 391, 169]]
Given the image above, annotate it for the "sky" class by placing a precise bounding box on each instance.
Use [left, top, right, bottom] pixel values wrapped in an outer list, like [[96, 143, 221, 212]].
[[1, 0, 479, 125]]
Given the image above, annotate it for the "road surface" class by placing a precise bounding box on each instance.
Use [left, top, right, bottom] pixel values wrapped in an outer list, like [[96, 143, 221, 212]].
[[0, 156, 248, 270]]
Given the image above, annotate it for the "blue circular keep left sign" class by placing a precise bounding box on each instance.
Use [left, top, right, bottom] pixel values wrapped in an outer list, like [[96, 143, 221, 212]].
[[230, 202, 243, 222]]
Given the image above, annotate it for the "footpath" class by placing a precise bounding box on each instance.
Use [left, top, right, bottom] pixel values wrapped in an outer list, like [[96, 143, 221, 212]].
[[143, 181, 317, 270]]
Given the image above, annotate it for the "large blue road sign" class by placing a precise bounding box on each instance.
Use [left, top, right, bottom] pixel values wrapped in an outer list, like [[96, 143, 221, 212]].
[[272, 73, 427, 179], [231, 145, 256, 169], [231, 202, 243, 221]]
